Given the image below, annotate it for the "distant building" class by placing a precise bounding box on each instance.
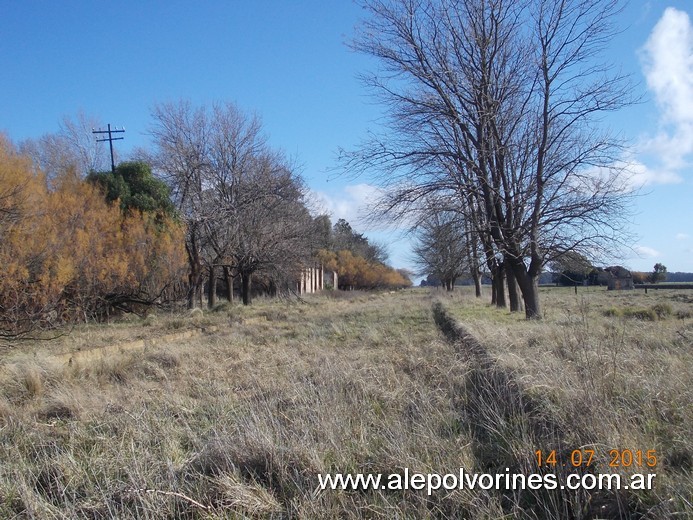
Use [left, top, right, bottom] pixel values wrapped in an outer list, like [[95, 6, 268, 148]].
[[604, 266, 634, 290]]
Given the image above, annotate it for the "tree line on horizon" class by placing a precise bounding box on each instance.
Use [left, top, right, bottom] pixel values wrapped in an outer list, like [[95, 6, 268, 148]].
[[421, 251, 681, 289], [550, 256, 671, 286]]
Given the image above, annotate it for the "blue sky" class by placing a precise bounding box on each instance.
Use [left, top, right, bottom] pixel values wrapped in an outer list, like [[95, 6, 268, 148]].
[[1, 1, 692, 274]]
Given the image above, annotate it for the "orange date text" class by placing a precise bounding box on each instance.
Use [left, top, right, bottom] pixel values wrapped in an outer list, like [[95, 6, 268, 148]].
[[534, 449, 657, 468]]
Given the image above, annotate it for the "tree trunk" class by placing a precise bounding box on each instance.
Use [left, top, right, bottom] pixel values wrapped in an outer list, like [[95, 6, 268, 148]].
[[186, 243, 203, 310], [521, 275, 541, 319], [472, 268, 482, 298], [508, 259, 542, 319], [506, 257, 522, 312], [224, 266, 234, 303], [241, 271, 252, 306], [467, 230, 483, 298], [480, 235, 500, 306], [493, 262, 506, 308], [207, 264, 217, 309]]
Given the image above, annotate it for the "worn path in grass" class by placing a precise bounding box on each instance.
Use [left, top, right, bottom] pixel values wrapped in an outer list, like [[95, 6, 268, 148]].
[[432, 299, 652, 519]]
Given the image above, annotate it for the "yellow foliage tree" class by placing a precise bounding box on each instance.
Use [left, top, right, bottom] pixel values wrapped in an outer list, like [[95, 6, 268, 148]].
[[0, 135, 186, 337], [328, 249, 410, 290]]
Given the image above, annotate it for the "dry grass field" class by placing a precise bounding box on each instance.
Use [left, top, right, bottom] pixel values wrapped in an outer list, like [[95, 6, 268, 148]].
[[0, 287, 690, 519], [441, 286, 692, 518]]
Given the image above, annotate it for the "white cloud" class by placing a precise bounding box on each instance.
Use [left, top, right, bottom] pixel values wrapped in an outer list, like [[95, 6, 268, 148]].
[[615, 158, 680, 190], [633, 245, 661, 258], [582, 157, 679, 192], [307, 183, 382, 227], [639, 7, 693, 177], [344, 184, 382, 207], [642, 8, 693, 123], [675, 232, 690, 240], [627, 161, 681, 187]]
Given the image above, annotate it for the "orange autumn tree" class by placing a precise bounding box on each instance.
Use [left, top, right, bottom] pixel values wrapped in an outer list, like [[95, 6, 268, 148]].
[[0, 134, 52, 336], [0, 134, 186, 338], [316, 249, 410, 290], [315, 218, 411, 290], [46, 172, 187, 320]]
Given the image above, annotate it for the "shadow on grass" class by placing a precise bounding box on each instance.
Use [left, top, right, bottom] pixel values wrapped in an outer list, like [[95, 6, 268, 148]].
[[433, 301, 638, 520]]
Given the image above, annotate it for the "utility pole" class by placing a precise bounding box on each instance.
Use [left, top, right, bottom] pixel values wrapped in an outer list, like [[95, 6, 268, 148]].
[[93, 124, 125, 173]]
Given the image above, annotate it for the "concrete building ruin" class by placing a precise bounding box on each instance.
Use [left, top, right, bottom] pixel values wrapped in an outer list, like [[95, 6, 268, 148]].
[[297, 264, 338, 295]]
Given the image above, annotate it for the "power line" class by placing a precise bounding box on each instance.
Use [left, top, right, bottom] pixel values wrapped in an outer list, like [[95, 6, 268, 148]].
[[93, 124, 125, 173]]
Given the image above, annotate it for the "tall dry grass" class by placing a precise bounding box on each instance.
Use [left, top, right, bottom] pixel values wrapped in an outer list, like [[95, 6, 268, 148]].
[[0, 292, 486, 518], [443, 285, 692, 518], [0, 288, 689, 518]]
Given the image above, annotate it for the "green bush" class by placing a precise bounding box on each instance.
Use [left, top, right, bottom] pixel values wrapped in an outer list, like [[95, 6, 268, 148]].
[[622, 307, 657, 321], [651, 303, 673, 319], [603, 307, 622, 318]]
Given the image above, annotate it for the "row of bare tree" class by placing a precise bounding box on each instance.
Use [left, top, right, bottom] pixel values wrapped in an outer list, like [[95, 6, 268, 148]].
[[146, 101, 322, 307], [346, 0, 635, 318]]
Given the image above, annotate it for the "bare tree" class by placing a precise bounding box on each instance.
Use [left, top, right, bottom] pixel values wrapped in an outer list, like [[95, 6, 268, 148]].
[[346, 0, 635, 318], [20, 111, 109, 180], [226, 151, 314, 304], [149, 100, 314, 307], [149, 100, 210, 308], [412, 206, 469, 291]]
